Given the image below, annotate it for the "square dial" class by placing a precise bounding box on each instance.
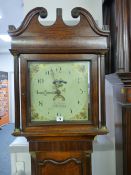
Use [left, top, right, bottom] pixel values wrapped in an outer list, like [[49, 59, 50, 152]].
[[29, 61, 90, 122]]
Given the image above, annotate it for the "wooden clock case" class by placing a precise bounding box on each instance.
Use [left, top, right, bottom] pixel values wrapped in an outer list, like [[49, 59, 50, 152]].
[[9, 7, 109, 175]]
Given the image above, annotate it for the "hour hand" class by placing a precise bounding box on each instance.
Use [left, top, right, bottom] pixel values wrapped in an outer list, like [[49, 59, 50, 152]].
[[53, 80, 67, 85]]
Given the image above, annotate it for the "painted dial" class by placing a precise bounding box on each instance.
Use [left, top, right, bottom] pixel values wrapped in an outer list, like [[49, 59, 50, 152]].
[[29, 61, 90, 122]]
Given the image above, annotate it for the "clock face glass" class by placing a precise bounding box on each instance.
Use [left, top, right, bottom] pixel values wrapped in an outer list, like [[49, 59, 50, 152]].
[[29, 61, 90, 122]]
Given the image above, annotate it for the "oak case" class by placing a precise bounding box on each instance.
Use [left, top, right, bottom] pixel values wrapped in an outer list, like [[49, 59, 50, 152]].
[[9, 7, 109, 175]]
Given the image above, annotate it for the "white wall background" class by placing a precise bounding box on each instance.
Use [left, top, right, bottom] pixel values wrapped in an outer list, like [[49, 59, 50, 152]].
[[0, 53, 13, 72], [23, 0, 103, 28]]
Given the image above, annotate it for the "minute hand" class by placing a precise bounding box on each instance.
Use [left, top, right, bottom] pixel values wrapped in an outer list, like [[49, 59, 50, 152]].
[[44, 90, 58, 96]]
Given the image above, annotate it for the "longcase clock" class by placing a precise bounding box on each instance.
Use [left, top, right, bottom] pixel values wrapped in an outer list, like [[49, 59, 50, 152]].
[[8, 7, 110, 175]]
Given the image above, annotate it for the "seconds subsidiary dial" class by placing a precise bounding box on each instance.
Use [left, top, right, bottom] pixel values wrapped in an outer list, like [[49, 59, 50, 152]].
[[29, 61, 90, 122]]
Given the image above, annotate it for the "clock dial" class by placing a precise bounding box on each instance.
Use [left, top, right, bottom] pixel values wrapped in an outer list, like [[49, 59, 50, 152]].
[[29, 61, 90, 122]]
